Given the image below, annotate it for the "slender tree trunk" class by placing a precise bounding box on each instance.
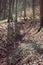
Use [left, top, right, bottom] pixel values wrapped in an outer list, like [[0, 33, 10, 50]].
[[32, 0, 35, 22], [23, 0, 26, 20], [3, 0, 7, 19], [0, 0, 3, 19], [12, 0, 15, 14], [15, 0, 18, 22], [0, 0, 1, 19], [15, 0, 18, 35], [8, 0, 12, 22], [40, 0, 43, 27], [8, 0, 14, 22], [36, 0, 43, 33]]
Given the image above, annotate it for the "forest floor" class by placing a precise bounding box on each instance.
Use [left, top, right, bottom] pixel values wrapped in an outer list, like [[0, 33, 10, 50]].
[[0, 19, 43, 65]]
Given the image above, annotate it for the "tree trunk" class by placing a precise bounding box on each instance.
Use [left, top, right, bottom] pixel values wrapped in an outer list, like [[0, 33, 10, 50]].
[[12, 0, 15, 14], [8, 0, 14, 22], [36, 0, 43, 33], [15, 0, 18, 22], [23, 0, 26, 20], [3, 0, 7, 19], [0, 0, 1, 19], [15, 0, 18, 35], [40, 0, 43, 27], [32, 0, 35, 21], [0, 0, 3, 19]]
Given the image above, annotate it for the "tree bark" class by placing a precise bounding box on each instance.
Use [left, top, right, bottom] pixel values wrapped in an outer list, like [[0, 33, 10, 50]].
[[36, 0, 43, 33], [0, 0, 1, 19], [0, 0, 3, 19], [23, 0, 26, 20], [15, 0, 18, 22], [32, 0, 35, 21], [8, 0, 14, 22], [40, 0, 43, 27], [15, 0, 18, 35], [3, 0, 7, 19]]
